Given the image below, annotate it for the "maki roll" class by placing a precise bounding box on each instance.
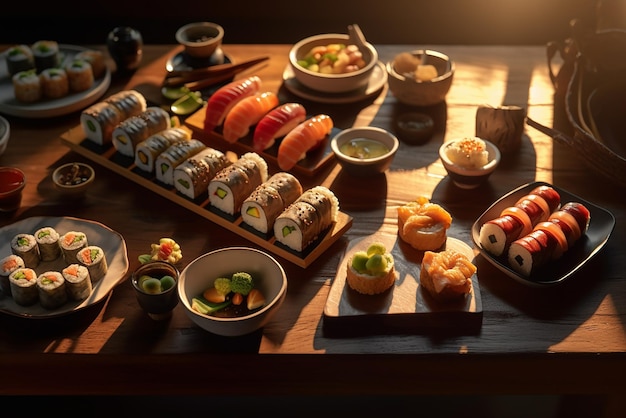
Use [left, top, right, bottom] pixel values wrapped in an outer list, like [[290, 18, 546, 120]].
[[74, 49, 106, 79], [81, 101, 124, 146], [62, 264, 92, 300], [34, 226, 62, 261], [112, 107, 171, 157], [59, 231, 88, 263], [174, 147, 232, 199], [12, 69, 42, 103], [105, 89, 146, 120], [241, 172, 303, 234], [274, 186, 339, 252], [1, 254, 25, 296], [9, 268, 38, 306], [36, 271, 67, 309], [31, 40, 60, 73], [208, 152, 269, 216], [65, 58, 94, 92], [4, 44, 35, 76], [76, 245, 108, 283], [11, 233, 40, 268], [135, 127, 191, 173], [155, 139, 206, 185], [40, 67, 69, 99]]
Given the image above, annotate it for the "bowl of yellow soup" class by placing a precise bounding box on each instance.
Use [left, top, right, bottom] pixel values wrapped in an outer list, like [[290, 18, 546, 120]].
[[331, 126, 399, 176]]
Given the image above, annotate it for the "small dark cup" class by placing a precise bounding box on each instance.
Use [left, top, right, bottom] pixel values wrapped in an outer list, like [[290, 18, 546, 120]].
[[0, 167, 25, 212], [131, 261, 179, 320], [107, 26, 143, 73]]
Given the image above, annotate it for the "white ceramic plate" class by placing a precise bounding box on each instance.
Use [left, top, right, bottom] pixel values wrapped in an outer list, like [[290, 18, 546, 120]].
[[471, 182, 615, 286], [282, 61, 387, 104], [0, 216, 128, 318], [0, 44, 111, 118]]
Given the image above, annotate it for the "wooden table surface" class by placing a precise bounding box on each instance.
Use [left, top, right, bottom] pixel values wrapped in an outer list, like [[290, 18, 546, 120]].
[[1, 44, 624, 411]]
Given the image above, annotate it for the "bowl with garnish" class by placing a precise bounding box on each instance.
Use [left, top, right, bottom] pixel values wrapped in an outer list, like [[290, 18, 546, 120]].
[[386, 49, 455, 107], [52, 162, 95, 195], [289, 30, 378, 93], [331, 126, 399, 176], [131, 260, 180, 320], [439, 137, 501, 189], [177, 247, 288, 337]]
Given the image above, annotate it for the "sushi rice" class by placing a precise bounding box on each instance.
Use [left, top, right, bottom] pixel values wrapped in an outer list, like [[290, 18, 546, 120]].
[[62, 264, 93, 300], [11, 233, 40, 268], [76, 245, 108, 283], [34, 226, 61, 261], [1, 254, 25, 296], [36, 271, 67, 309], [9, 268, 38, 306]]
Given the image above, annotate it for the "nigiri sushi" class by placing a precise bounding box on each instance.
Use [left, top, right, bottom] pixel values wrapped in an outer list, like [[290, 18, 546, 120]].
[[252, 102, 306, 152], [277, 114, 333, 171], [203, 76, 262, 133], [222, 91, 278, 143]]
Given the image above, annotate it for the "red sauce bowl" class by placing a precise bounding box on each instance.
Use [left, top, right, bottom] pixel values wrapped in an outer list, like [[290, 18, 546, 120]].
[[0, 167, 25, 212]]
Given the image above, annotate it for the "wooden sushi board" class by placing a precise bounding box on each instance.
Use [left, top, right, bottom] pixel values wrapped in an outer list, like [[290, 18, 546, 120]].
[[185, 106, 337, 177], [59, 125, 353, 268], [323, 232, 483, 336]]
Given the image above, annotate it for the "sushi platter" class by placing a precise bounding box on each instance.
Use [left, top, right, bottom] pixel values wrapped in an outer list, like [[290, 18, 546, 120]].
[[60, 125, 353, 268], [0, 216, 129, 318], [471, 182, 616, 287], [185, 106, 338, 177], [0, 44, 111, 118], [323, 232, 483, 336]]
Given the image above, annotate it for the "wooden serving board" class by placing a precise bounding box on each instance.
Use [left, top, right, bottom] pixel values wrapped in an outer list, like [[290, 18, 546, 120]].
[[323, 232, 483, 336], [59, 125, 352, 268], [185, 106, 338, 177]]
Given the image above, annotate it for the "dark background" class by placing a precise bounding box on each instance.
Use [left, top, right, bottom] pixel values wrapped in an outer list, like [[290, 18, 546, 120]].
[[0, 0, 601, 46]]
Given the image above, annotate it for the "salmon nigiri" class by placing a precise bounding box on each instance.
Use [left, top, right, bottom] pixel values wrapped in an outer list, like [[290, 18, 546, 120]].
[[277, 114, 333, 171], [222, 91, 279, 143], [203, 76, 262, 133], [252, 102, 306, 152]]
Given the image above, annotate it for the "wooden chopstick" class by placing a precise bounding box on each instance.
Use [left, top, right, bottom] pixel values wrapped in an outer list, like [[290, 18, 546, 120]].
[[163, 56, 270, 87]]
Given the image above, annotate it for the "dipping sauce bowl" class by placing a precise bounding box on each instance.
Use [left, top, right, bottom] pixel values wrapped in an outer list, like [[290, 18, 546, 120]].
[[0, 167, 26, 212]]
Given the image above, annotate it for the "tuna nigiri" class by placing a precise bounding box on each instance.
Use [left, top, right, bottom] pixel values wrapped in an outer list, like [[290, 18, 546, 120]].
[[277, 114, 333, 171], [203, 76, 262, 133], [222, 91, 279, 143], [252, 102, 306, 152]]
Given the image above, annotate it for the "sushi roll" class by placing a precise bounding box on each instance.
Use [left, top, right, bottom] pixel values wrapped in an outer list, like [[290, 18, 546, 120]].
[[40, 67, 69, 99], [65, 58, 94, 92], [9, 268, 38, 306], [62, 264, 92, 300], [34, 226, 62, 261], [59, 231, 89, 263], [135, 127, 191, 173], [273, 186, 339, 252], [76, 246, 107, 283], [74, 49, 106, 79], [4, 44, 35, 76], [155, 139, 206, 185], [81, 101, 124, 146], [12, 69, 42, 103], [112, 107, 171, 157], [174, 147, 232, 199], [11, 233, 40, 268], [105, 89, 147, 120], [31, 40, 60, 73], [1, 254, 25, 296], [36, 271, 67, 309], [241, 172, 303, 234], [208, 152, 269, 216]]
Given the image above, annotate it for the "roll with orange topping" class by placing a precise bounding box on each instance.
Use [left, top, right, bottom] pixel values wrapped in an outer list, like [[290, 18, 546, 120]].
[[397, 196, 452, 251]]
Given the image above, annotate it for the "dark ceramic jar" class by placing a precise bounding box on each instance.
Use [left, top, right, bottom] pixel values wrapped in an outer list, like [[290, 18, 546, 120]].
[[106, 26, 143, 73]]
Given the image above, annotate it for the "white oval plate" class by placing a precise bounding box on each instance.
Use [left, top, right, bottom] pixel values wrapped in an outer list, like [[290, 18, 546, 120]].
[[0, 216, 128, 318], [0, 44, 111, 118]]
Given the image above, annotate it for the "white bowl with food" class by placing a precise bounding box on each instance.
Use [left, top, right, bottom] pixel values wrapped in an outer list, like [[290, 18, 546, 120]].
[[177, 247, 288, 337], [331, 126, 399, 176], [439, 137, 501, 189]]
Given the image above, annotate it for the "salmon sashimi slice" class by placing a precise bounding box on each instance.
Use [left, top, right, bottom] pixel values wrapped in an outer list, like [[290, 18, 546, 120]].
[[277, 114, 333, 171], [222, 91, 278, 143], [203, 76, 262, 133]]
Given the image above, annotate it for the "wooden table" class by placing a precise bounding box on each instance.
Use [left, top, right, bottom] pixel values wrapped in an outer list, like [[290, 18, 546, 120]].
[[1, 44, 624, 415]]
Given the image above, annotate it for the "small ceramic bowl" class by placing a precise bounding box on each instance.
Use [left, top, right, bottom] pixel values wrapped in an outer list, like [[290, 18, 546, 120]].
[[52, 162, 95, 195], [0, 115, 9, 156], [131, 261, 179, 320], [175, 22, 224, 59], [386, 49, 455, 107], [289, 33, 378, 93], [178, 247, 288, 337], [331, 126, 399, 176], [439, 137, 501, 189], [0, 167, 25, 212]]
